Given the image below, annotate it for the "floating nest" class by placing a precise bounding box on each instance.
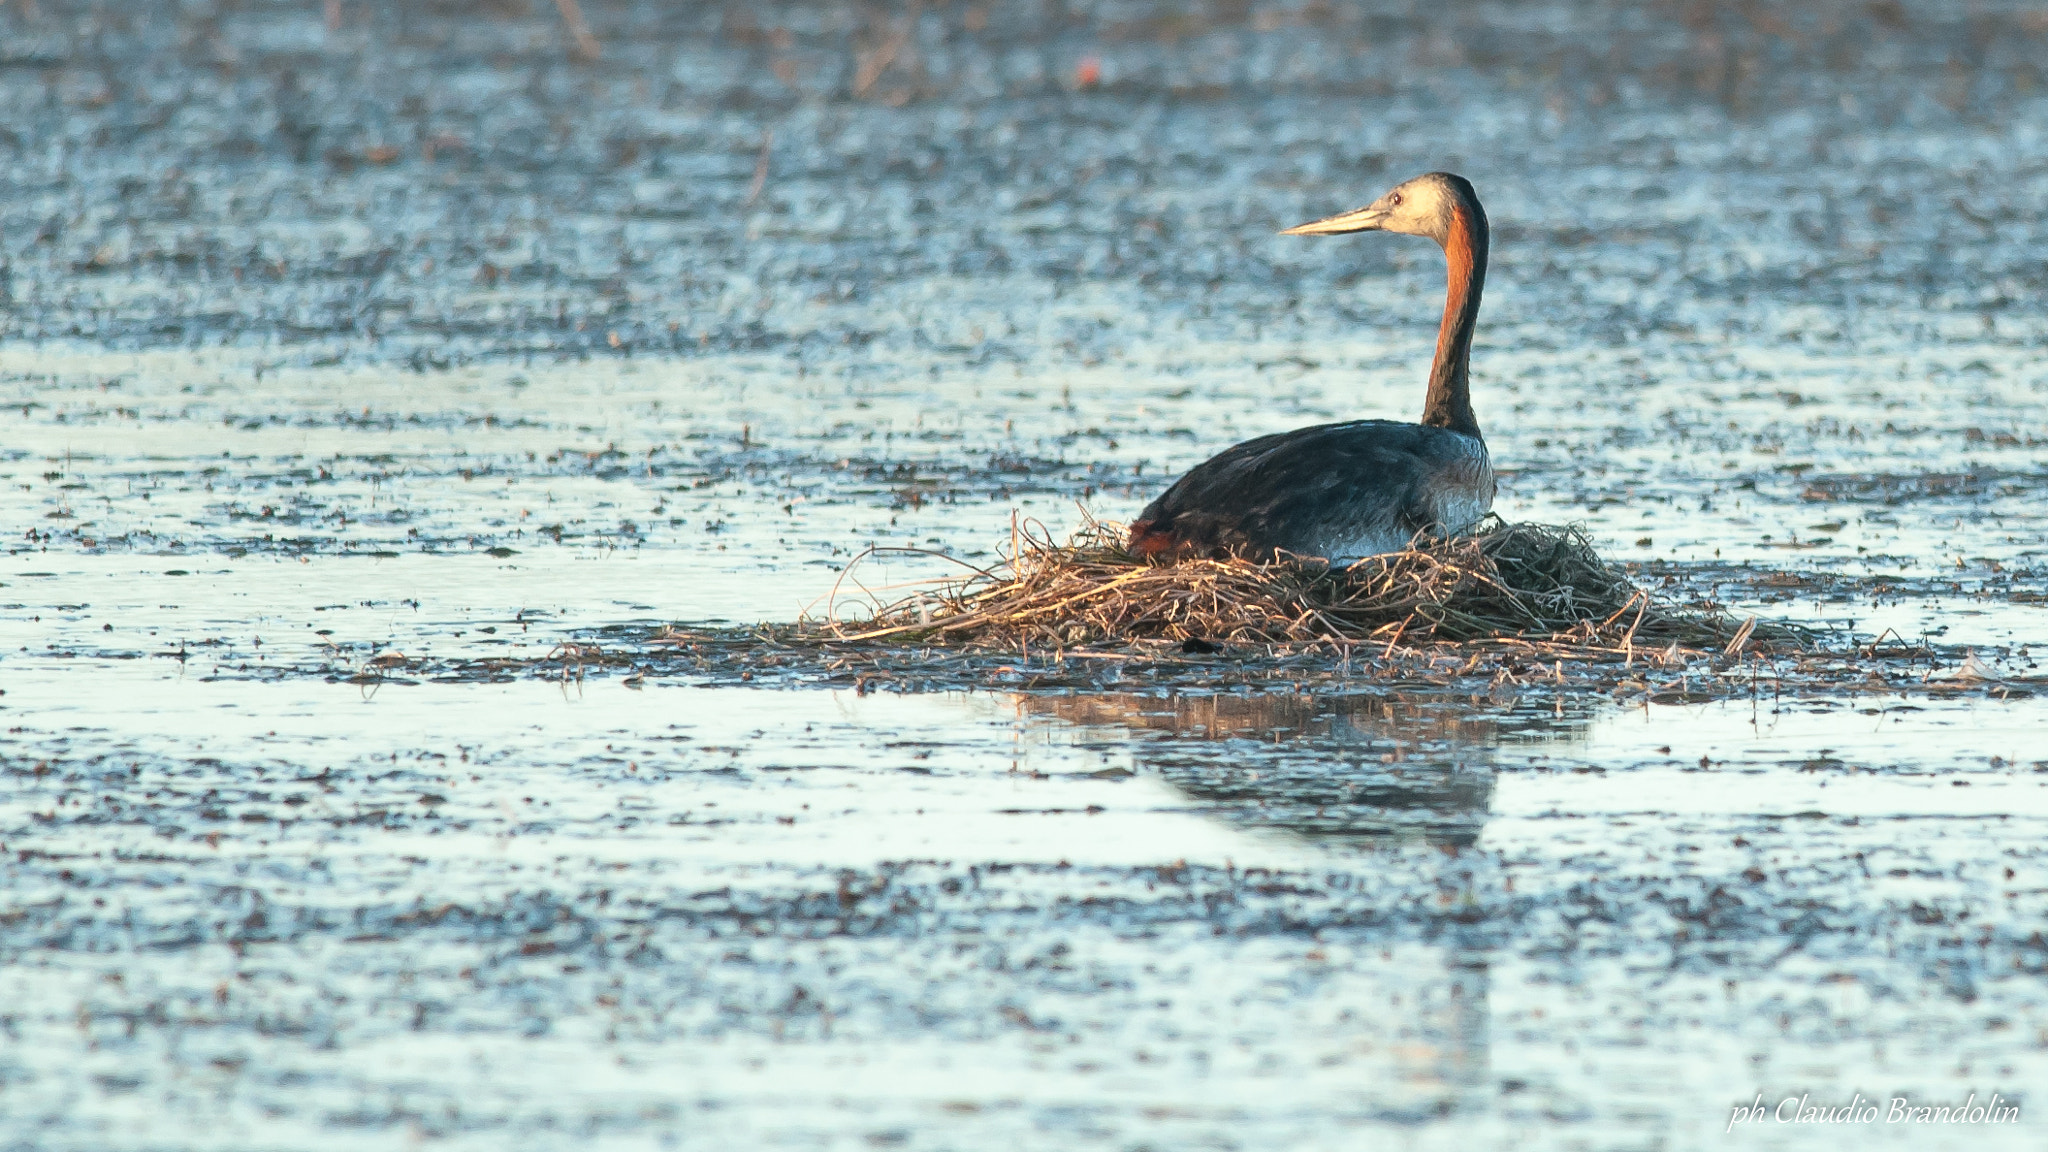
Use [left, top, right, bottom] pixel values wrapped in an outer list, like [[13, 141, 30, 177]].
[[805, 515, 1802, 657]]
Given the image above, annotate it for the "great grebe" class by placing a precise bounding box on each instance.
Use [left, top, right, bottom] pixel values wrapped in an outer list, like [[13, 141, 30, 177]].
[[1128, 171, 1496, 565]]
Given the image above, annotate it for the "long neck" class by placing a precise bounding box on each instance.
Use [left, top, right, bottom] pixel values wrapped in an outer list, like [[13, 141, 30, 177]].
[[1420, 197, 1488, 439]]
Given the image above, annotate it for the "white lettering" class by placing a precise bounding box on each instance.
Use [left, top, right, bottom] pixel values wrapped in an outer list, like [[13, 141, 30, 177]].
[[1727, 1093, 1767, 1132], [1761, 1093, 2022, 1126]]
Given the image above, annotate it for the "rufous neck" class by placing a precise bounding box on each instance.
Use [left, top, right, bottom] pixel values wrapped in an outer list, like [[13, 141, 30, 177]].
[[1421, 198, 1487, 439]]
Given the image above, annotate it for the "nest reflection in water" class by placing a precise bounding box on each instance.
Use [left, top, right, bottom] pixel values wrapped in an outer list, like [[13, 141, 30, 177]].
[[1019, 691, 1593, 849]]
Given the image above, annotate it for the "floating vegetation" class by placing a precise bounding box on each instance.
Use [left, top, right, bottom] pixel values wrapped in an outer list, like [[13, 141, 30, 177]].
[[806, 516, 1808, 659], [217, 517, 2031, 701], [228, 518, 2029, 700]]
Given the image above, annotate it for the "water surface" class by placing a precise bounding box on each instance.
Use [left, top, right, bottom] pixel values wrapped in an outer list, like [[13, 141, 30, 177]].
[[3, 0, 2046, 1147]]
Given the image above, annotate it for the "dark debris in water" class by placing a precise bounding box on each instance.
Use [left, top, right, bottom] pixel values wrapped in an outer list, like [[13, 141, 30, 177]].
[[154, 614, 2026, 707]]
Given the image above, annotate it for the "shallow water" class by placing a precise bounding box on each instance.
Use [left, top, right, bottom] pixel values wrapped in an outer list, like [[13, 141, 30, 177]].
[[3, 0, 2047, 1148]]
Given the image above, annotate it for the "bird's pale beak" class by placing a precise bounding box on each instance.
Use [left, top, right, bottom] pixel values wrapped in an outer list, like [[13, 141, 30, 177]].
[[1280, 205, 1388, 236]]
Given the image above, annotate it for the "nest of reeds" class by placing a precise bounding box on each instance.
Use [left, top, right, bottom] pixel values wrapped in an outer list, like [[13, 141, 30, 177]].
[[808, 515, 1797, 655]]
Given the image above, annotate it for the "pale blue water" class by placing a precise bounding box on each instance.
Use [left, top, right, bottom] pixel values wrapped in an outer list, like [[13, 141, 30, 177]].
[[3, 0, 2046, 1148]]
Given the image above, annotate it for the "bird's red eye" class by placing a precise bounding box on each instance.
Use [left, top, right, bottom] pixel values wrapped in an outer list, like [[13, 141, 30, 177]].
[[1389, 193, 1402, 206]]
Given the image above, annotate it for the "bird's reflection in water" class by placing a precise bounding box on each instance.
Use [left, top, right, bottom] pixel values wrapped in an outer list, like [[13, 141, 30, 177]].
[[1021, 690, 1592, 849], [1018, 689, 1593, 1114]]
